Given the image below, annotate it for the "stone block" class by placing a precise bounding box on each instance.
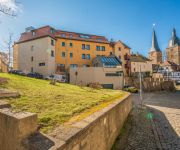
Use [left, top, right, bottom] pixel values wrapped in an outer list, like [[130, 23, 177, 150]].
[[0, 108, 37, 150]]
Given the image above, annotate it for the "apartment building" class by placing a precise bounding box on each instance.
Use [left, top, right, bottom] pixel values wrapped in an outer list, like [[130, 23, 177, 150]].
[[55, 30, 113, 74], [13, 26, 131, 77], [13, 26, 56, 76]]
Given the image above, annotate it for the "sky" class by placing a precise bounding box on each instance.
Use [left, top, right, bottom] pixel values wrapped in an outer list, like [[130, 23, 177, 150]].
[[0, 0, 180, 56]]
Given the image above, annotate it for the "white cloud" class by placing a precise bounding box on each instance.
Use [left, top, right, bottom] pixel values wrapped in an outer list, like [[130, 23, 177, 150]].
[[0, 0, 20, 16]]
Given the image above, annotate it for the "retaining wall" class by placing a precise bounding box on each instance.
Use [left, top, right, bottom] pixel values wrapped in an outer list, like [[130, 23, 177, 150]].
[[51, 93, 132, 150], [0, 93, 132, 150]]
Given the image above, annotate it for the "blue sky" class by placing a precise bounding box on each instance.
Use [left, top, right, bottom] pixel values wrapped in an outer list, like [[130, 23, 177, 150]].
[[0, 0, 180, 56]]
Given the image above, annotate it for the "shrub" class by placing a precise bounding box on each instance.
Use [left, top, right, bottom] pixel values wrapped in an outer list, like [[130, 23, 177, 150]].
[[87, 82, 103, 89]]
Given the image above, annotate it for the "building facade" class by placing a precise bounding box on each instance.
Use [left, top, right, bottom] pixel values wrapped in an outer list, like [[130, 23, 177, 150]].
[[13, 26, 131, 77], [0, 52, 8, 72], [148, 28, 162, 65], [55, 30, 113, 74], [111, 41, 131, 76], [166, 28, 180, 67], [131, 54, 153, 77]]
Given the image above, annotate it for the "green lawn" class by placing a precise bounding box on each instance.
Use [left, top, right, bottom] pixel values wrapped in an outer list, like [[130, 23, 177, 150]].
[[0, 73, 126, 133]]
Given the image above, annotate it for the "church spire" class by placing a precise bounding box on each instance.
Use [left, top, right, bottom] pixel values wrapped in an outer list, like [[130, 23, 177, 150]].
[[150, 27, 161, 52], [168, 28, 180, 47]]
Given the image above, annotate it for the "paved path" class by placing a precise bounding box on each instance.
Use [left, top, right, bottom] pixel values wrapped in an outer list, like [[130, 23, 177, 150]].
[[114, 87, 180, 150]]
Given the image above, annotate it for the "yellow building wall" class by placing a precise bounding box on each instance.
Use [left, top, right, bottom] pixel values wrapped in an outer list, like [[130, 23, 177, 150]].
[[55, 38, 113, 70], [113, 41, 131, 76]]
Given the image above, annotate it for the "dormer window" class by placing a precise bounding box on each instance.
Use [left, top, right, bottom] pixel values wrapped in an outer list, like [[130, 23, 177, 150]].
[[69, 34, 73, 38], [32, 31, 36, 36], [79, 34, 90, 39], [61, 33, 66, 37], [50, 28, 54, 34]]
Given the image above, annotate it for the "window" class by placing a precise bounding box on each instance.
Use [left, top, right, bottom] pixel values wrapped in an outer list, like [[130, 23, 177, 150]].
[[101, 46, 105, 51], [82, 44, 85, 50], [96, 45, 100, 51], [56, 64, 65, 72], [70, 64, 78, 68], [79, 34, 90, 39], [50, 28, 54, 34], [83, 64, 90, 67], [70, 53, 73, 58], [118, 47, 121, 51], [69, 34, 73, 38], [31, 56, 33, 62], [39, 62, 45, 66], [32, 31, 36, 36], [31, 67, 33, 73], [86, 45, 90, 50], [61, 33, 66, 37], [61, 42, 65, 47], [86, 54, 90, 60], [110, 52, 113, 55], [97, 38, 102, 41], [31, 46, 34, 52], [51, 39, 54, 46], [62, 52, 66, 57], [51, 50, 54, 57], [119, 55, 121, 59], [105, 73, 122, 76], [82, 54, 85, 59], [70, 42, 73, 47]]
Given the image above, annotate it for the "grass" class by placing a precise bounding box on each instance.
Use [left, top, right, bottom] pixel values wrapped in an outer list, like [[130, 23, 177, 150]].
[[0, 73, 127, 133]]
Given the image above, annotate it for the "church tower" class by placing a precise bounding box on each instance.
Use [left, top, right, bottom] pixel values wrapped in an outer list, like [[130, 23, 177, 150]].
[[148, 28, 162, 64], [166, 28, 180, 66]]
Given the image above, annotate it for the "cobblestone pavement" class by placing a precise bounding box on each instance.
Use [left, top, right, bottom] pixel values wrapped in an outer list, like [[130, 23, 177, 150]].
[[114, 86, 180, 150]]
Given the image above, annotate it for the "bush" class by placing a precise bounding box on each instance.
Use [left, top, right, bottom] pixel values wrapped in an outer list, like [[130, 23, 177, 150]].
[[87, 82, 103, 89]]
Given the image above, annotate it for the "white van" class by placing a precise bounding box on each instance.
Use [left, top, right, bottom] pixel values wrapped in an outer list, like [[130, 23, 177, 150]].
[[45, 74, 66, 83]]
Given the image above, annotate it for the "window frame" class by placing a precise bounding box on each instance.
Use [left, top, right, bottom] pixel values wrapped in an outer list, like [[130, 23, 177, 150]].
[[61, 52, 66, 57], [61, 42, 65, 47], [82, 54, 86, 59]]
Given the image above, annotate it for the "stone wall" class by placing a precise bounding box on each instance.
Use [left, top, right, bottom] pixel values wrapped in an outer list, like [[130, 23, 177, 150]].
[[125, 77, 175, 92], [0, 103, 37, 150], [50, 94, 132, 150], [0, 94, 132, 150]]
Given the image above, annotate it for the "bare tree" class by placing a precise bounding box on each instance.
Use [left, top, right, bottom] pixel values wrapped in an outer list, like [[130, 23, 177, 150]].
[[0, 0, 19, 16], [3, 32, 13, 71]]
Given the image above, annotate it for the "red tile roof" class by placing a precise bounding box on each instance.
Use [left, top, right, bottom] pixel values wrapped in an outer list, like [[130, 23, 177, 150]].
[[16, 26, 110, 44]]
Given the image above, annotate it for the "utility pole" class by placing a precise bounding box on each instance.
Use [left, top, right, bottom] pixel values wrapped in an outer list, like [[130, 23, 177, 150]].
[[139, 65, 143, 107]]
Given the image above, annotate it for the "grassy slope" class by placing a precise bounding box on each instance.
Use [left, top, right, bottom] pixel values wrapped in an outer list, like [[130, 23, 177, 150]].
[[0, 73, 126, 132]]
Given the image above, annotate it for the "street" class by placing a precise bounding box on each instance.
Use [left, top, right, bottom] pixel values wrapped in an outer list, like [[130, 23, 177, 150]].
[[114, 86, 180, 150]]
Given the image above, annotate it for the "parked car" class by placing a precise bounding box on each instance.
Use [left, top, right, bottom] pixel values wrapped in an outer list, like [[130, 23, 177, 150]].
[[45, 74, 66, 83], [123, 86, 138, 93], [175, 80, 180, 85], [27, 72, 43, 79], [9, 70, 26, 76]]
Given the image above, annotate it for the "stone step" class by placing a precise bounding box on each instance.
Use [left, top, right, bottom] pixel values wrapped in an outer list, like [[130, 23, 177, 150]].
[[0, 101, 11, 109], [0, 89, 20, 99]]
